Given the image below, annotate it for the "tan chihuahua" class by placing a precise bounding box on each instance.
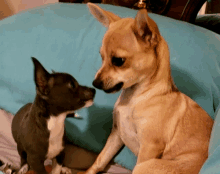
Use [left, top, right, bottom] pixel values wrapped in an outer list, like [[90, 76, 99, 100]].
[[86, 3, 213, 174]]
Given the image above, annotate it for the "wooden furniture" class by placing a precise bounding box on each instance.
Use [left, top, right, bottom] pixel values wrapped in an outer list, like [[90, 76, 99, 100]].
[[59, 0, 207, 23], [166, 0, 206, 22], [206, 0, 220, 14]]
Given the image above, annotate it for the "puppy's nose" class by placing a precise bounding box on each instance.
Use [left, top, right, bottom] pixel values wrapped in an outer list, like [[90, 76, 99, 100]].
[[89, 88, 96, 98], [82, 87, 96, 100], [92, 79, 103, 90], [91, 88, 96, 95]]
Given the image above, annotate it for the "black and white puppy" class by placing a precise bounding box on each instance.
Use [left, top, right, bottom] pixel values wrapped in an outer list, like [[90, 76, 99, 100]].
[[11, 57, 96, 174]]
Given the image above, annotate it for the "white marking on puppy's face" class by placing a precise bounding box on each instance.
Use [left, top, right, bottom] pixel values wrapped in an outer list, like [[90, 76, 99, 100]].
[[84, 100, 94, 108]]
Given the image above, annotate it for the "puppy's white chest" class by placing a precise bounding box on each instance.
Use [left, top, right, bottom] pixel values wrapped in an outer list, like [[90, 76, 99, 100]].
[[47, 114, 66, 159], [115, 105, 139, 155]]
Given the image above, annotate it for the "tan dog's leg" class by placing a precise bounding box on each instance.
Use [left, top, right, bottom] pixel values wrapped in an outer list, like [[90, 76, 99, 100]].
[[85, 130, 124, 174]]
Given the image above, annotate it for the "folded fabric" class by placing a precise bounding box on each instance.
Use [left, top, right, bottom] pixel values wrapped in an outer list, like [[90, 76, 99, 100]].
[[0, 110, 20, 169]]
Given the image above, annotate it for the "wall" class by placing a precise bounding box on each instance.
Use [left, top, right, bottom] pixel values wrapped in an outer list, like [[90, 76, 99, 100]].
[[0, 0, 208, 21], [0, 0, 58, 20]]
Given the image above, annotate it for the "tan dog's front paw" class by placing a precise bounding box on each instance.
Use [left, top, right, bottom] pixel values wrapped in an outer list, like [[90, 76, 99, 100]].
[[61, 167, 72, 174]]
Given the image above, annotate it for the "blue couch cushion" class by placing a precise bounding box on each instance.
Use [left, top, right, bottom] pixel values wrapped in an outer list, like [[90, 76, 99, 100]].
[[200, 104, 220, 174], [0, 3, 220, 171]]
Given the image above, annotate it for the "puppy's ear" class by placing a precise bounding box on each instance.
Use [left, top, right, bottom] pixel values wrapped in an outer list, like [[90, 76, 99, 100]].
[[133, 9, 160, 45], [32, 57, 50, 96], [87, 3, 121, 27]]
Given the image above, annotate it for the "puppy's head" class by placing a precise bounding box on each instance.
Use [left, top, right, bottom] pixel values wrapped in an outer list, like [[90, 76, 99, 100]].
[[88, 3, 161, 93], [32, 57, 96, 115]]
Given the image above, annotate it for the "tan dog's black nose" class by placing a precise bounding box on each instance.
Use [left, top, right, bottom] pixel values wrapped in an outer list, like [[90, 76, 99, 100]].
[[93, 79, 103, 90]]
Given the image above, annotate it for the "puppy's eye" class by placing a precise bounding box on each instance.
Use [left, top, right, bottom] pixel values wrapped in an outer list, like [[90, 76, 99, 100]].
[[70, 81, 75, 89], [112, 57, 125, 67]]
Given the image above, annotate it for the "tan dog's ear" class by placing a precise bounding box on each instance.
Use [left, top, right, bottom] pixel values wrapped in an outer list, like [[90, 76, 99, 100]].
[[133, 9, 160, 45], [87, 3, 121, 27]]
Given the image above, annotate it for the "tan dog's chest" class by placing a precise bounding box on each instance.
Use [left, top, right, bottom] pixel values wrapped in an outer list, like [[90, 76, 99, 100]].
[[114, 92, 187, 158], [114, 103, 140, 155]]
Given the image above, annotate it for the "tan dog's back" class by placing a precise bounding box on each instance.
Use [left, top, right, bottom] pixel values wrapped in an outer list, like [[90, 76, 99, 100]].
[[129, 90, 213, 173]]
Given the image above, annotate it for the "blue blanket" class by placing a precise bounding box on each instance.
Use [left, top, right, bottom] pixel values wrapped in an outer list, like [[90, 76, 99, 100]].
[[0, 3, 220, 172]]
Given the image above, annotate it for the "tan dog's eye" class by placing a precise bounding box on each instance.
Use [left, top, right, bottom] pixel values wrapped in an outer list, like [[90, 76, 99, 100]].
[[112, 57, 125, 67]]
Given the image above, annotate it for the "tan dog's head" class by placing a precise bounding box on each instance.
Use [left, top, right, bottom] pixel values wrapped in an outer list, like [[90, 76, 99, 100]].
[[88, 3, 161, 93]]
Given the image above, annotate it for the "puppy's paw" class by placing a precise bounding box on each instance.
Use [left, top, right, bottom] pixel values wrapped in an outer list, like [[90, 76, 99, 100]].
[[17, 164, 29, 174], [5, 169, 13, 174], [61, 167, 72, 174]]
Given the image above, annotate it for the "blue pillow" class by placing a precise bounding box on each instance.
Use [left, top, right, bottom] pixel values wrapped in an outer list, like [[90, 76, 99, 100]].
[[0, 3, 220, 170]]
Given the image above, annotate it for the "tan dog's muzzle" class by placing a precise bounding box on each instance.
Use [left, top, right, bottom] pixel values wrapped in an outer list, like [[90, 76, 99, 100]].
[[93, 77, 124, 93]]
